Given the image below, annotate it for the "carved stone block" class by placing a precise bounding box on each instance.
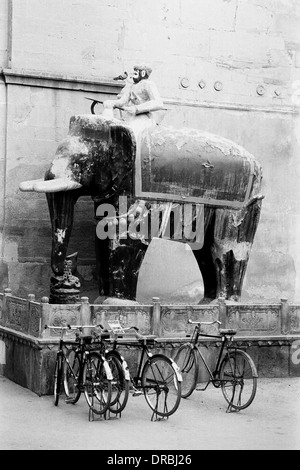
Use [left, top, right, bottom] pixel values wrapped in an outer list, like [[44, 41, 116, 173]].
[[91, 305, 151, 335], [28, 302, 42, 337], [289, 306, 300, 334], [227, 305, 280, 336], [6, 297, 29, 333]]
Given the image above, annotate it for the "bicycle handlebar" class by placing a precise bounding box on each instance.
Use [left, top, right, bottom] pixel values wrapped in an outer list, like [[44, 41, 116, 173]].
[[188, 320, 222, 326], [44, 325, 72, 330], [45, 322, 155, 342], [44, 324, 105, 331], [99, 324, 140, 336], [97, 324, 157, 342]]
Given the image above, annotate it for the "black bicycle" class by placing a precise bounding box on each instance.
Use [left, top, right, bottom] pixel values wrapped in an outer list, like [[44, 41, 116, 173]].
[[174, 320, 258, 412], [45, 325, 113, 417], [90, 324, 131, 416], [103, 321, 182, 421]]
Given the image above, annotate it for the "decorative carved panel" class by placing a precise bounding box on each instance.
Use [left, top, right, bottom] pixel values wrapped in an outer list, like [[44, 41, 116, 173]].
[[289, 306, 300, 334], [28, 302, 42, 337], [6, 297, 29, 333], [91, 305, 152, 334], [160, 305, 219, 337], [48, 305, 81, 336], [227, 305, 280, 335]]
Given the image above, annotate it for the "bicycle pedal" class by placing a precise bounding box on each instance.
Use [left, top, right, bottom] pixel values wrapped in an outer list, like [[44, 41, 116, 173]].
[[132, 390, 143, 397]]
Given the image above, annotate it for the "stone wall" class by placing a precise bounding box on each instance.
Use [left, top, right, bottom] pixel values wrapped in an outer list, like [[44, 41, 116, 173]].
[[0, 0, 299, 303]]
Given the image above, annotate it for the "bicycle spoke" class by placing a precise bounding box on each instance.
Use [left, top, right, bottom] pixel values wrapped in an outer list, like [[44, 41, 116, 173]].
[[141, 355, 181, 418], [220, 350, 257, 411], [63, 349, 82, 404], [83, 352, 112, 416]]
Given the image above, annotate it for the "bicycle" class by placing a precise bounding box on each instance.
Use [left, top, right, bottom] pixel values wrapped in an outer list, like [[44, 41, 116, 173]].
[[174, 320, 258, 412], [102, 320, 182, 421], [90, 323, 131, 417], [45, 325, 113, 418]]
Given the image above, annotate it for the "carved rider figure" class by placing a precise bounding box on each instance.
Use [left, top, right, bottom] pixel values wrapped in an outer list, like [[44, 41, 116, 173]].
[[103, 64, 165, 126]]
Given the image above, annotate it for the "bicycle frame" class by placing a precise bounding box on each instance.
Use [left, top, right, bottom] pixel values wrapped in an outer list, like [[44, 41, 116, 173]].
[[131, 341, 153, 388], [63, 339, 87, 392], [188, 323, 237, 390], [46, 324, 113, 399], [109, 334, 153, 388], [49, 326, 88, 378]]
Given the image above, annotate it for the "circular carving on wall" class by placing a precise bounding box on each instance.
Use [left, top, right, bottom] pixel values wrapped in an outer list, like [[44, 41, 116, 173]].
[[256, 85, 265, 96], [180, 77, 190, 88], [214, 81, 223, 91]]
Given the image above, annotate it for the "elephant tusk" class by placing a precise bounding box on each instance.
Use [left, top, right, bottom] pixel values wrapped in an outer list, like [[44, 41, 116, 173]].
[[32, 178, 82, 193], [19, 179, 45, 192]]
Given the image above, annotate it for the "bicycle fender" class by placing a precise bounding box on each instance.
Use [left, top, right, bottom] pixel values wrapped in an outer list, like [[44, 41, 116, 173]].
[[103, 359, 114, 381], [121, 359, 131, 381], [170, 358, 183, 382]]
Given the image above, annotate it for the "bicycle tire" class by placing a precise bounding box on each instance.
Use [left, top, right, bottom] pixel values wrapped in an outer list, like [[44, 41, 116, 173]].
[[83, 351, 112, 415], [174, 344, 199, 398], [219, 349, 257, 411], [63, 348, 81, 404], [106, 351, 130, 414], [141, 354, 181, 418], [54, 353, 63, 406]]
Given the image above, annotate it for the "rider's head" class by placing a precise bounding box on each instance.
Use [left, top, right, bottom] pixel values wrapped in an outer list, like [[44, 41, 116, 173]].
[[132, 65, 152, 83]]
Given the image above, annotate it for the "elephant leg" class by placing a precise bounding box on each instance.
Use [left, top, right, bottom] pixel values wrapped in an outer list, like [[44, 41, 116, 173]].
[[95, 236, 110, 296], [211, 200, 262, 300], [109, 239, 147, 299], [46, 191, 81, 303], [193, 207, 217, 302]]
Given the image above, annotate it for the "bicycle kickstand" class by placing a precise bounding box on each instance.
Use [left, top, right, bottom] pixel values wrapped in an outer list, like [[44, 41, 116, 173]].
[[88, 407, 108, 422], [150, 395, 168, 422], [226, 386, 241, 413]]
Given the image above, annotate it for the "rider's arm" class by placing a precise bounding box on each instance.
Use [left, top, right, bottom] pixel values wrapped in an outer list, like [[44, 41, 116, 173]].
[[104, 84, 131, 110]]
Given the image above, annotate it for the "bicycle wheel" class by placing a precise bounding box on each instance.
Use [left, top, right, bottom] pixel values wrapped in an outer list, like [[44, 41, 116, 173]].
[[106, 352, 130, 414], [83, 352, 112, 415], [174, 344, 198, 398], [141, 354, 181, 418], [54, 353, 63, 406], [63, 348, 81, 404], [219, 349, 257, 411]]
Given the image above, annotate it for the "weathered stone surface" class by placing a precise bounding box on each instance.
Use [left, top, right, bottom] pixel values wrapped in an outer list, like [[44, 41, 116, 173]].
[[136, 237, 204, 304], [100, 297, 140, 306]]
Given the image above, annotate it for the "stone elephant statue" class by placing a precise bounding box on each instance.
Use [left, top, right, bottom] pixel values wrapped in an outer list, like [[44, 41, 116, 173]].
[[20, 113, 263, 304]]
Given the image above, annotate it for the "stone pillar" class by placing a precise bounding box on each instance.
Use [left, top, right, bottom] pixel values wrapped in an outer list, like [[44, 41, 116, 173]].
[[40, 296, 50, 337], [218, 296, 227, 328], [151, 297, 161, 337], [80, 296, 91, 335], [2, 288, 12, 323], [280, 298, 289, 335]]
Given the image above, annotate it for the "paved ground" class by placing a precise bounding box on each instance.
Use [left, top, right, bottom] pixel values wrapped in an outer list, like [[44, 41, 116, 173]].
[[0, 375, 299, 451]]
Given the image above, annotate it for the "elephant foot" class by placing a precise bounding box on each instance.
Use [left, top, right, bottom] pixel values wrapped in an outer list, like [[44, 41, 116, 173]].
[[49, 274, 81, 303], [49, 258, 81, 304]]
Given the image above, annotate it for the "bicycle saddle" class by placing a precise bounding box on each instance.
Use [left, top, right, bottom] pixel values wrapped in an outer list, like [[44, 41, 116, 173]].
[[219, 329, 237, 336]]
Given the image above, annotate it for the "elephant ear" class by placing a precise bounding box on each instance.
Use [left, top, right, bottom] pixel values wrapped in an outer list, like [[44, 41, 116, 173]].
[[19, 177, 82, 193]]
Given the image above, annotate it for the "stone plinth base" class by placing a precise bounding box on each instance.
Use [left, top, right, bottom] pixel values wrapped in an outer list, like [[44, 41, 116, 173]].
[[1, 290, 300, 395]]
